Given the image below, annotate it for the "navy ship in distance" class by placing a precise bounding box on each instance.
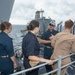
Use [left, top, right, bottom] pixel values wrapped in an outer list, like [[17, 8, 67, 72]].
[[21, 10, 57, 36]]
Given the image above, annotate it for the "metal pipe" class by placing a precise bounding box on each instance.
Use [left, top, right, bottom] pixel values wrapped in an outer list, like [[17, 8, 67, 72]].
[[57, 56, 62, 75], [11, 53, 75, 75], [11, 59, 58, 75]]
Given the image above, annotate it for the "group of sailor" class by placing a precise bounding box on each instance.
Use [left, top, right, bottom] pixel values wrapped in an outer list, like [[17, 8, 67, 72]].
[[0, 19, 75, 75]]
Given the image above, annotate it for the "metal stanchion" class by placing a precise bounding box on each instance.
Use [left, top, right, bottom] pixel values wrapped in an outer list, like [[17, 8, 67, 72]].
[[57, 56, 62, 75]]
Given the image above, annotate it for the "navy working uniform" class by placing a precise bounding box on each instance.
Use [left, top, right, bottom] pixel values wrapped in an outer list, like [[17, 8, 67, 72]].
[[41, 29, 58, 73], [0, 31, 14, 75], [22, 31, 40, 75]]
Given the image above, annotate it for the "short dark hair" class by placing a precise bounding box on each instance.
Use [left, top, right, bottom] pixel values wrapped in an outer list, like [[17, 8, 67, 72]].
[[65, 19, 74, 29], [27, 20, 39, 30], [0, 21, 11, 31]]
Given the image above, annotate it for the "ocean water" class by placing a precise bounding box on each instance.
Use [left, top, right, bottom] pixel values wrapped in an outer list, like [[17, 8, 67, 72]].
[[11, 25, 26, 37], [9, 25, 26, 52]]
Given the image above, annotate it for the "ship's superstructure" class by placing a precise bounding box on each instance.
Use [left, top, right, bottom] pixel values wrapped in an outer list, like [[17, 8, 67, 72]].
[[35, 10, 56, 35]]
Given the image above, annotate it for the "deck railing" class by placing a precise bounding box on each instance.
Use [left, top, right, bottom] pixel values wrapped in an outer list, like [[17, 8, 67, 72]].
[[11, 53, 75, 75]]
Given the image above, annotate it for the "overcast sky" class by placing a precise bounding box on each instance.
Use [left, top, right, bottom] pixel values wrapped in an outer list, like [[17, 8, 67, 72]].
[[9, 0, 75, 25]]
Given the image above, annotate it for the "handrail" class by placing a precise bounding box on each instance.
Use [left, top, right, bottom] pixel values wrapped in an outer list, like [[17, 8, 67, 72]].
[[11, 59, 58, 75], [62, 53, 75, 59], [11, 53, 75, 75], [43, 60, 75, 75], [43, 53, 75, 75]]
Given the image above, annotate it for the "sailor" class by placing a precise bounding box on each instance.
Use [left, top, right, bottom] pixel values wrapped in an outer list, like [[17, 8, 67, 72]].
[[22, 20, 53, 75], [41, 21, 58, 74], [0, 22, 17, 75], [51, 19, 75, 75]]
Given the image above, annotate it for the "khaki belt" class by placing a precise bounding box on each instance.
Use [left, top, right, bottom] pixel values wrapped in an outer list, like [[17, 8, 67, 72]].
[[45, 46, 53, 49], [0, 55, 9, 58]]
